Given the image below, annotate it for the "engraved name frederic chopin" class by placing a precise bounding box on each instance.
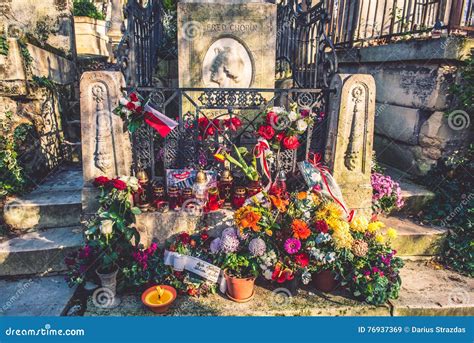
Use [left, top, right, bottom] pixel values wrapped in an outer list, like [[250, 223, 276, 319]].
[[209, 46, 245, 88]]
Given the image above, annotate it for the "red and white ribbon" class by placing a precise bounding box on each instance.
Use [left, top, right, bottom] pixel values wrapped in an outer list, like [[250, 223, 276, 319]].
[[253, 138, 272, 192], [308, 152, 355, 222]]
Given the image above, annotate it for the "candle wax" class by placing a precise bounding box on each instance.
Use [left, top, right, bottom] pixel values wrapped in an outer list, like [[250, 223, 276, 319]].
[[145, 289, 173, 305]]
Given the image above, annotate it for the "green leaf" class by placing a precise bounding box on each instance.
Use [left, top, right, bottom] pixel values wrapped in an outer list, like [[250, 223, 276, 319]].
[[131, 207, 142, 215]]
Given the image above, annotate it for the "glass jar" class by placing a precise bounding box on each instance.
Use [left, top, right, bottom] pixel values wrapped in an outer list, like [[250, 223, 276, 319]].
[[207, 187, 221, 211], [246, 179, 262, 197], [152, 184, 165, 209], [218, 169, 233, 205], [168, 186, 180, 211], [181, 187, 193, 206], [232, 187, 246, 209]]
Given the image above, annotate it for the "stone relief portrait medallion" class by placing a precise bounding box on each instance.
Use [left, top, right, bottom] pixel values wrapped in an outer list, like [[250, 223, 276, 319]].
[[202, 37, 253, 88]]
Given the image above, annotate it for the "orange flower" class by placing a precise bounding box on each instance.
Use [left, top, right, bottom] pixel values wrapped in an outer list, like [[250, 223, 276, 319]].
[[270, 195, 289, 213], [236, 207, 262, 232], [291, 219, 311, 240], [296, 192, 307, 200]]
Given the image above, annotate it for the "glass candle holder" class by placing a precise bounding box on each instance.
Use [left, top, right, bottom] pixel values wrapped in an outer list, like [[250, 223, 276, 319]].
[[181, 187, 193, 206], [168, 186, 180, 211], [152, 184, 165, 209], [207, 187, 221, 211], [232, 187, 246, 209], [246, 180, 262, 197]]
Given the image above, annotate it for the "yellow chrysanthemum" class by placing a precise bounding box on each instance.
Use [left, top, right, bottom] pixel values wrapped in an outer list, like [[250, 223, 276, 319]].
[[350, 215, 369, 233], [386, 227, 397, 240], [311, 192, 322, 206], [265, 229, 273, 237], [375, 234, 385, 243], [332, 222, 354, 249], [315, 202, 344, 222], [367, 221, 385, 233]]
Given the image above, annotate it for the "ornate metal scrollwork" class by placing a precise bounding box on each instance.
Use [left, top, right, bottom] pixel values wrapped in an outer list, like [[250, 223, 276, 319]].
[[197, 89, 267, 110]]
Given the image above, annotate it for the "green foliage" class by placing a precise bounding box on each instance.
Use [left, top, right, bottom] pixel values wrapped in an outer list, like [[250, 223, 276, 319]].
[[18, 41, 33, 71], [421, 146, 474, 277], [450, 53, 474, 116], [222, 252, 258, 278], [32, 76, 56, 91], [0, 118, 32, 199], [0, 35, 9, 56], [73, 0, 105, 20]]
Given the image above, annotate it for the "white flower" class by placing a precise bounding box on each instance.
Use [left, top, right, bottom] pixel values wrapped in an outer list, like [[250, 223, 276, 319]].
[[296, 119, 308, 131], [119, 97, 129, 106], [100, 220, 114, 235], [301, 269, 312, 285], [272, 106, 285, 114], [121, 108, 131, 116], [288, 111, 298, 122], [263, 269, 273, 280], [132, 101, 141, 108]]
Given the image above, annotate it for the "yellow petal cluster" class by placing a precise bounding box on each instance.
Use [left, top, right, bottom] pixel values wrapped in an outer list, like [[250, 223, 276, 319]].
[[367, 221, 385, 233], [331, 220, 354, 249], [350, 215, 369, 233]]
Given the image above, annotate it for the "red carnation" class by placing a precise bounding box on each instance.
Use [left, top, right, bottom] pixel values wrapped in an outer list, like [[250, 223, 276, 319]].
[[135, 106, 143, 114], [266, 111, 278, 126], [125, 102, 135, 111], [282, 136, 300, 150], [93, 176, 110, 187], [257, 125, 275, 140], [315, 220, 329, 234], [179, 232, 191, 244], [294, 253, 309, 267], [129, 92, 139, 102], [275, 132, 285, 142], [200, 231, 209, 241], [110, 178, 127, 191], [224, 117, 242, 131]]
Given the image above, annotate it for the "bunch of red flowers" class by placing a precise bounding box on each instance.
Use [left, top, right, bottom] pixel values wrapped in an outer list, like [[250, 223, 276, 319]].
[[93, 176, 128, 191]]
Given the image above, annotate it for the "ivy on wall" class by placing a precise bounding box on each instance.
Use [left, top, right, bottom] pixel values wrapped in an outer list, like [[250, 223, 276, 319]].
[[73, 0, 105, 20]]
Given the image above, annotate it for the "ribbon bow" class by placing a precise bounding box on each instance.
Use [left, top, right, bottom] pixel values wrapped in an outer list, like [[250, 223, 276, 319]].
[[253, 138, 272, 192], [308, 152, 355, 222]]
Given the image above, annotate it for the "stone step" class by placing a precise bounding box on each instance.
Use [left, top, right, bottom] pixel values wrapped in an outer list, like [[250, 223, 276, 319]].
[[83, 261, 473, 317], [3, 168, 82, 232], [0, 226, 84, 277], [383, 165, 435, 214], [0, 275, 77, 316], [381, 215, 447, 256]]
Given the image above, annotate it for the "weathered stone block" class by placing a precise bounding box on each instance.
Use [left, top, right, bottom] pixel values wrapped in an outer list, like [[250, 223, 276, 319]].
[[325, 74, 376, 213], [74, 17, 111, 57], [178, 1, 276, 89], [419, 111, 470, 150], [80, 71, 132, 214], [375, 103, 420, 144]]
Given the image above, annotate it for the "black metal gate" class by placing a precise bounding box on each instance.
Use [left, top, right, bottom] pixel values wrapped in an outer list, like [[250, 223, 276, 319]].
[[115, 0, 337, 181]]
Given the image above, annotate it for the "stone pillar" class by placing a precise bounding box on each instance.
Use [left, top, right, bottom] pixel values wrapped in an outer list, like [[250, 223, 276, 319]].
[[107, 0, 123, 46], [325, 74, 376, 214], [80, 71, 132, 214]]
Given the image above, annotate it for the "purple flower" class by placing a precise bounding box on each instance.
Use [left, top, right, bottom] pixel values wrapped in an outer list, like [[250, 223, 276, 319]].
[[249, 238, 266, 257], [210, 238, 221, 254], [284, 238, 301, 254], [220, 234, 240, 253], [221, 227, 237, 238]]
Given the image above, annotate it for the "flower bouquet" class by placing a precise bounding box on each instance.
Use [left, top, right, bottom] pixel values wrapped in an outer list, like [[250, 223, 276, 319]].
[[371, 172, 405, 214]]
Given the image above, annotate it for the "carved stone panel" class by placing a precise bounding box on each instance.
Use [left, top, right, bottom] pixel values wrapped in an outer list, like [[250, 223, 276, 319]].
[[80, 71, 132, 185], [325, 74, 376, 214]]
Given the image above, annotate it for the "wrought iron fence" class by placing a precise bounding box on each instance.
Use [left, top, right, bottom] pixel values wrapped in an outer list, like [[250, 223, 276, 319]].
[[327, 0, 473, 47], [127, 87, 331, 180]]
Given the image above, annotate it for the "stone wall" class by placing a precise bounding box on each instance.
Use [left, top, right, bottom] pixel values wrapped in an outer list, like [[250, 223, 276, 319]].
[[338, 37, 473, 175]]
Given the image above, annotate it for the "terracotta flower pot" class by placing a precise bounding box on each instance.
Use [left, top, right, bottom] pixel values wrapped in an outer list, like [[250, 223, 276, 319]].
[[141, 285, 177, 314], [313, 270, 338, 292], [224, 269, 256, 302]]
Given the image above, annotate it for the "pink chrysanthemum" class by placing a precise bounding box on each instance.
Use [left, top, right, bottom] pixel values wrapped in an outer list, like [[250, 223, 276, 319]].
[[284, 238, 301, 254]]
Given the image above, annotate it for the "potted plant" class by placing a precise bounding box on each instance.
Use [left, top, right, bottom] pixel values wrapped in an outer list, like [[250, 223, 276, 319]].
[[222, 252, 258, 302]]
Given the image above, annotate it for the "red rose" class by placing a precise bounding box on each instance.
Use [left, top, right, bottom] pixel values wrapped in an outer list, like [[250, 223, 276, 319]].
[[200, 231, 209, 241], [315, 220, 329, 234], [294, 253, 309, 267], [275, 132, 285, 142], [179, 232, 191, 244], [129, 92, 139, 102], [266, 111, 278, 126], [198, 117, 209, 130], [300, 109, 310, 117], [224, 117, 242, 131], [135, 106, 143, 114], [257, 125, 275, 140], [125, 102, 135, 111], [93, 176, 110, 187], [110, 178, 127, 191], [282, 136, 300, 150], [206, 126, 216, 136]]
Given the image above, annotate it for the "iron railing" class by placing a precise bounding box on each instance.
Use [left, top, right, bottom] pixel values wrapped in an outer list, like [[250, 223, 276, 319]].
[[327, 0, 473, 47]]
